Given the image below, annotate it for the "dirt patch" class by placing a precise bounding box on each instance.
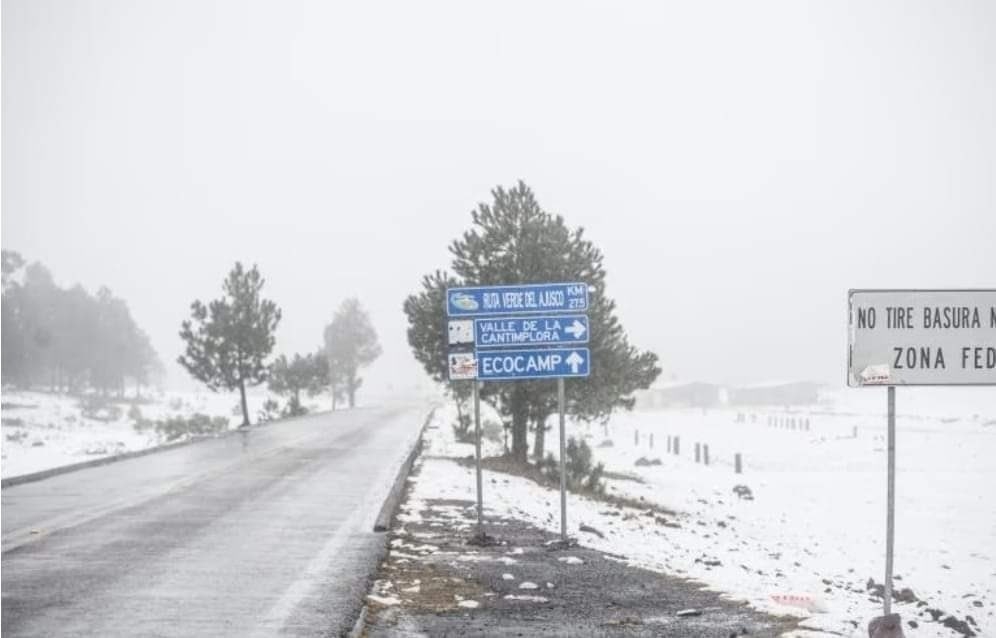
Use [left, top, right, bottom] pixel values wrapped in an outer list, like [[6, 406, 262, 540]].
[[361, 493, 799, 637]]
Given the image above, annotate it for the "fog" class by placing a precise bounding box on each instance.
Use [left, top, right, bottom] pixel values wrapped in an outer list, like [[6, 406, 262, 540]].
[[3, 0, 995, 394]]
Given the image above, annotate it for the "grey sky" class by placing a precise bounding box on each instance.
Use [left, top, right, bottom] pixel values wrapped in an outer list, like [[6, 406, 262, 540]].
[[3, 0, 995, 393]]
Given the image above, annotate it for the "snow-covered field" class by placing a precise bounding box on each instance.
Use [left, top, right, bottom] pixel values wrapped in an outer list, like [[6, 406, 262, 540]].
[[0, 390, 331, 479], [414, 387, 996, 637]]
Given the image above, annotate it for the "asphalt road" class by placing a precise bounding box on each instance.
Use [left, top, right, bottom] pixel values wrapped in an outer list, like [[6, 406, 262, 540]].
[[1, 404, 428, 637]]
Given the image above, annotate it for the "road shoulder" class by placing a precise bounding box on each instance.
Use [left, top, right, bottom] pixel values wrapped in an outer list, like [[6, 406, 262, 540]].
[[357, 416, 801, 637]]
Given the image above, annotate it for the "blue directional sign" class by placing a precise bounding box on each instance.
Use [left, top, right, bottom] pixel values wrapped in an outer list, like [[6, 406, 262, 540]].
[[477, 347, 591, 381], [474, 314, 589, 348], [447, 283, 589, 317]]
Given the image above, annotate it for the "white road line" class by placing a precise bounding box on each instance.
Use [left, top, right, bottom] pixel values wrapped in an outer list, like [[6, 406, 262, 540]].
[[252, 413, 425, 634], [252, 506, 366, 636]]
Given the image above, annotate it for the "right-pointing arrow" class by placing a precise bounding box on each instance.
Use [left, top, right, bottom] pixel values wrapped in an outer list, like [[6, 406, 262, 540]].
[[565, 319, 586, 340], [565, 351, 585, 374]]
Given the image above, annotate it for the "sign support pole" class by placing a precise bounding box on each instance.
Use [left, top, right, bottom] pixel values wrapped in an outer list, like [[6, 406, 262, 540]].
[[474, 380, 483, 537], [558, 377, 567, 542], [884, 385, 896, 615]]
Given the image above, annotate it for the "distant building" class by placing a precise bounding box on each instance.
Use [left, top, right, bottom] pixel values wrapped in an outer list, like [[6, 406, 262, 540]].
[[727, 381, 820, 407], [635, 382, 725, 409]]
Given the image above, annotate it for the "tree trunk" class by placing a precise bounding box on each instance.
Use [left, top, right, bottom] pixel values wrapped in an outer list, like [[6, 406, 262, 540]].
[[238, 379, 250, 427], [510, 387, 529, 463], [347, 372, 358, 408], [533, 415, 547, 460], [332, 389, 337, 411]]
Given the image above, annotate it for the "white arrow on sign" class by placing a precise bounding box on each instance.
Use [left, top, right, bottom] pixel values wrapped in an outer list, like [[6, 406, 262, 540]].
[[566, 351, 585, 374], [565, 319, 586, 340]]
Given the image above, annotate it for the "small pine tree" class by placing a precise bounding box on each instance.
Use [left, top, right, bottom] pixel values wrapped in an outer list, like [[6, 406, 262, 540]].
[[541, 437, 605, 494], [268, 351, 329, 417], [178, 262, 282, 426], [323, 299, 381, 408]]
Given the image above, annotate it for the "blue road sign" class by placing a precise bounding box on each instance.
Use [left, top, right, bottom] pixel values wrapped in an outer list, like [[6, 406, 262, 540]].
[[474, 314, 589, 348], [477, 347, 591, 381], [447, 283, 589, 317]]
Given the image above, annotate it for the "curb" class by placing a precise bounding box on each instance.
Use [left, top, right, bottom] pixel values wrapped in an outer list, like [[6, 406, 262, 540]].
[[347, 604, 369, 638], [345, 406, 436, 638], [0, 411, 328, 489], [372, 407, 434, 532]]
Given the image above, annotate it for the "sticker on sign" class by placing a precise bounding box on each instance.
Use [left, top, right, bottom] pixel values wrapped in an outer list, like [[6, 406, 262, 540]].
[[448, 352, 478, 381], [847, 289, 996, 387]]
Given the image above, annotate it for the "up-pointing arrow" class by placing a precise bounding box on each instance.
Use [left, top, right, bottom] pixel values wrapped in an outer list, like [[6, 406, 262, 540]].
[[565, 351, 585, 374], [565, 319, 586, 340]]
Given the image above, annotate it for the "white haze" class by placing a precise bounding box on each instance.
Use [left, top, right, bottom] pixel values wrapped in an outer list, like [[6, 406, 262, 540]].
[[3, 0, 995, 396]]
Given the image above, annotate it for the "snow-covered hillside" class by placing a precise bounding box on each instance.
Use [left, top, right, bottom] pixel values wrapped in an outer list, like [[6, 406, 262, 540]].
[[0, 390, 330, 479]]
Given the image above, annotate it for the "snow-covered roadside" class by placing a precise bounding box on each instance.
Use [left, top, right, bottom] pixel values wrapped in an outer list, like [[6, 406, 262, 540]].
[[552, 392, 996, 638], [0, 390, 331, 479], [417, 390, 995, 638]]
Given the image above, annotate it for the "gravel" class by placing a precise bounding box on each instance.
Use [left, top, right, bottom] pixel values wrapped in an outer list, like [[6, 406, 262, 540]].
[[361, 496, 799, 637]]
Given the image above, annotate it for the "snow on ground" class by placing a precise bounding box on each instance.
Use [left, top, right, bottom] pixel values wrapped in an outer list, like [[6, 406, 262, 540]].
[[412, 387, 996, 637], [567, 388, 996, 637], [0, 389, 331, 479]]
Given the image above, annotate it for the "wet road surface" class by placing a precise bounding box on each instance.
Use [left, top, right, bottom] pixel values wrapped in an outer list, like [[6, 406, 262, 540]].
[[2, 404, 427, 637]]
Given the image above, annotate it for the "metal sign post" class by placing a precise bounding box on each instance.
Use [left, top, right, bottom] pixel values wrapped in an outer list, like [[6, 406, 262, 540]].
[[473, 380, 483, 537], [558, 377, 567, 542], [884, 385, 896, 616]]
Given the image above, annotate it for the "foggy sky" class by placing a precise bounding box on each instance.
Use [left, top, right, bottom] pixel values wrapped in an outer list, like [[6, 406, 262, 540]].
[[3, 0, 995, 396]]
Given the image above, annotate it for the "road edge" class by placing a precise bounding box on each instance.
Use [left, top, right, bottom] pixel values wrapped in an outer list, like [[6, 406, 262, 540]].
[[372, 407, 434, 532], [0, 411, 328, 489], [347, 604, 369, 638], [346, 406, 435, 638]]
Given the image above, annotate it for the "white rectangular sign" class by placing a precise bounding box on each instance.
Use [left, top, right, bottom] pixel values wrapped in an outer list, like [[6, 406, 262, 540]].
[[848, 289, 996, 387]]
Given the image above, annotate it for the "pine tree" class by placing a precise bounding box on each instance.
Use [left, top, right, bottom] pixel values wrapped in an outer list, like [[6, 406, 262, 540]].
[[178, 262, 282, 426], [325, 355, 346, 410], [323, 298, 381, 408], [268, 351, 328, 416], [1, 250, 25, 291], [403, 181, 660, 463], [1, 252, 160, 393], [1, 251, 28, 386]]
